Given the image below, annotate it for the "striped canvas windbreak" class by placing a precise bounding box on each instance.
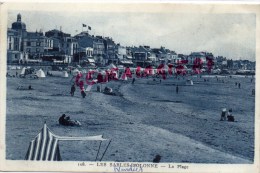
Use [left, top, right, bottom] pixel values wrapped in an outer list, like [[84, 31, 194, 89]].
[[25, 124, 62, 161], [25, 123, 107, 161]]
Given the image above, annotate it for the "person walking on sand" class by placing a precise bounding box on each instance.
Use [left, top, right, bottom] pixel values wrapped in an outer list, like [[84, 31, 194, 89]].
[[70, 84, 76, 96], [238, 83, 241, 89], [132, 77, 135, 84], [176, 85, 179, 94], [252, 89, 255, 96]]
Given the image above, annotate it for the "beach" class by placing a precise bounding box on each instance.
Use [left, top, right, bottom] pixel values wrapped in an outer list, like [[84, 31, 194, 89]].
[[6, 72, 255, 163]]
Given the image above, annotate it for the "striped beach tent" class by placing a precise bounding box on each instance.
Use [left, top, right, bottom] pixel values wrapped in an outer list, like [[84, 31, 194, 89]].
[[25, 123, 107, 161]]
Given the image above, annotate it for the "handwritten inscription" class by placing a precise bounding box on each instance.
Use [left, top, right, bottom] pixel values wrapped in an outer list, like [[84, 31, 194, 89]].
[[114, 166, 143, 172]]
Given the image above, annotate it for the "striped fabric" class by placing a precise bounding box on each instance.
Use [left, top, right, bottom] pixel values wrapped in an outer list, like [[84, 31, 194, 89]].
[[25, 123, 107, 161], [25, 124, 62, 161]]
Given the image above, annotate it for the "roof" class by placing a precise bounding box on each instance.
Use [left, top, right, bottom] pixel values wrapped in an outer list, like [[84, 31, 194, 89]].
[[190, 52, 205, 56]]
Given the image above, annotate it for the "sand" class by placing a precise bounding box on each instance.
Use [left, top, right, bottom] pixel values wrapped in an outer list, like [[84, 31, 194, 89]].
[[6, 71, 255, 163]]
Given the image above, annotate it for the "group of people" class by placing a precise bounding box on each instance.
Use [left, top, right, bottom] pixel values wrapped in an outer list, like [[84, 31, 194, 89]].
[[58, 114, 81, 126], [220, 108, 235, 122]]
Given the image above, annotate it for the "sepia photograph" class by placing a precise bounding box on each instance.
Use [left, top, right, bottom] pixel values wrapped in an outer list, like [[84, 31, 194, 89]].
[[0, 2, 259, 173]]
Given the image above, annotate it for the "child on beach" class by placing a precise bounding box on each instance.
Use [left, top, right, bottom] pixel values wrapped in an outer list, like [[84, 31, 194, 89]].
[[220, 108, 227, 121], [70, 84, 76, 96], [227, 109, 235, 122]]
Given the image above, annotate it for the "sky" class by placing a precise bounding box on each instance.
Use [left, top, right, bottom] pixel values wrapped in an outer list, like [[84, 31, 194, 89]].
[[8, 10, 256, 61]]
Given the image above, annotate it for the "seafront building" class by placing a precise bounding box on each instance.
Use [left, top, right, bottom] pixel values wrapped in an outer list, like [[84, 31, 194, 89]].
[[7, 13, 254, 71]]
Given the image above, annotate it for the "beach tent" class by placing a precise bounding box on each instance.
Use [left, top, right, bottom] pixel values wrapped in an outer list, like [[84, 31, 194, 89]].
[[48, 71, 69, 78], [36, 69, 46, 78], [72, 69, 80, 76], [63, 71, 69, 78], [25, 123, 109, 161], [186, 79, 194, 86], [106, 63, 117, 69], [20, 67, 27, 75]]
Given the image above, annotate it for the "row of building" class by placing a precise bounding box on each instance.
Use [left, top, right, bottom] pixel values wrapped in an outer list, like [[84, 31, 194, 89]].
[[7, 14, 255, 70]]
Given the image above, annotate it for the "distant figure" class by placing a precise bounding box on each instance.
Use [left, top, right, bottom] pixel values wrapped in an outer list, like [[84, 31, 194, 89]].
[[16, 71, 18, 77], [235, 82, 237, 86], [59, 114, 67, 125], [238, 83, 241, 89], [227, 109, 235, 122], [59, 114, 81, 126], [220, 108, 227, 121], [132, 77, 136, 84], [70, 84, 76, 96], [160, 79, 161, 83], [252, 89, 255, 96], [153, 154, 161, 163], [204, 79, 206, 82], [81, 90, 86, 98], [97, 85, 101, 92], [28, 85, 33, 90], [176, 85, 179, 94]]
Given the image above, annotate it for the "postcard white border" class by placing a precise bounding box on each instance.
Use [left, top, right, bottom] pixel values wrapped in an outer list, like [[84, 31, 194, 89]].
[[0, 2, 259, 173]]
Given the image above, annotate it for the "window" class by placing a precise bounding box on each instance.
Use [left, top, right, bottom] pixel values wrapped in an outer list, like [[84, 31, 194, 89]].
[[27, 42, 31, 46], [27, 48, 30, 53], [36, 42, 40, 46], [36, 48, 40, 52], [9, 43, 12, 50]]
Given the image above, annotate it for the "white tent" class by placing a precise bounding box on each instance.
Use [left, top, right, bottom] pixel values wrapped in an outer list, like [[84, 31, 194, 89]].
[[20, 67, 27, 75], [48, 71, 69, 78], [63, 71, 69, 77], [106, 63, 117, 69], [72, 68, 80, 76], [36, 69, 46, 78], [186, 79, 194, 86]]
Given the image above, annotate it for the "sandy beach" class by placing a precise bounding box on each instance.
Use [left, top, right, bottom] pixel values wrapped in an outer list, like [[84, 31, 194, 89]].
[[6, 71, 255, 163]]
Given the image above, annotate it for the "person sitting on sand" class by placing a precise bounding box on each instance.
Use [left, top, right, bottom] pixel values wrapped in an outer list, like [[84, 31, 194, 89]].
[[104, 87, 112, 93], [227, 109, 235, 122], [153, 155, 161, 163], [59, 114, 67, 125], [59, 114, 81, 126]]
